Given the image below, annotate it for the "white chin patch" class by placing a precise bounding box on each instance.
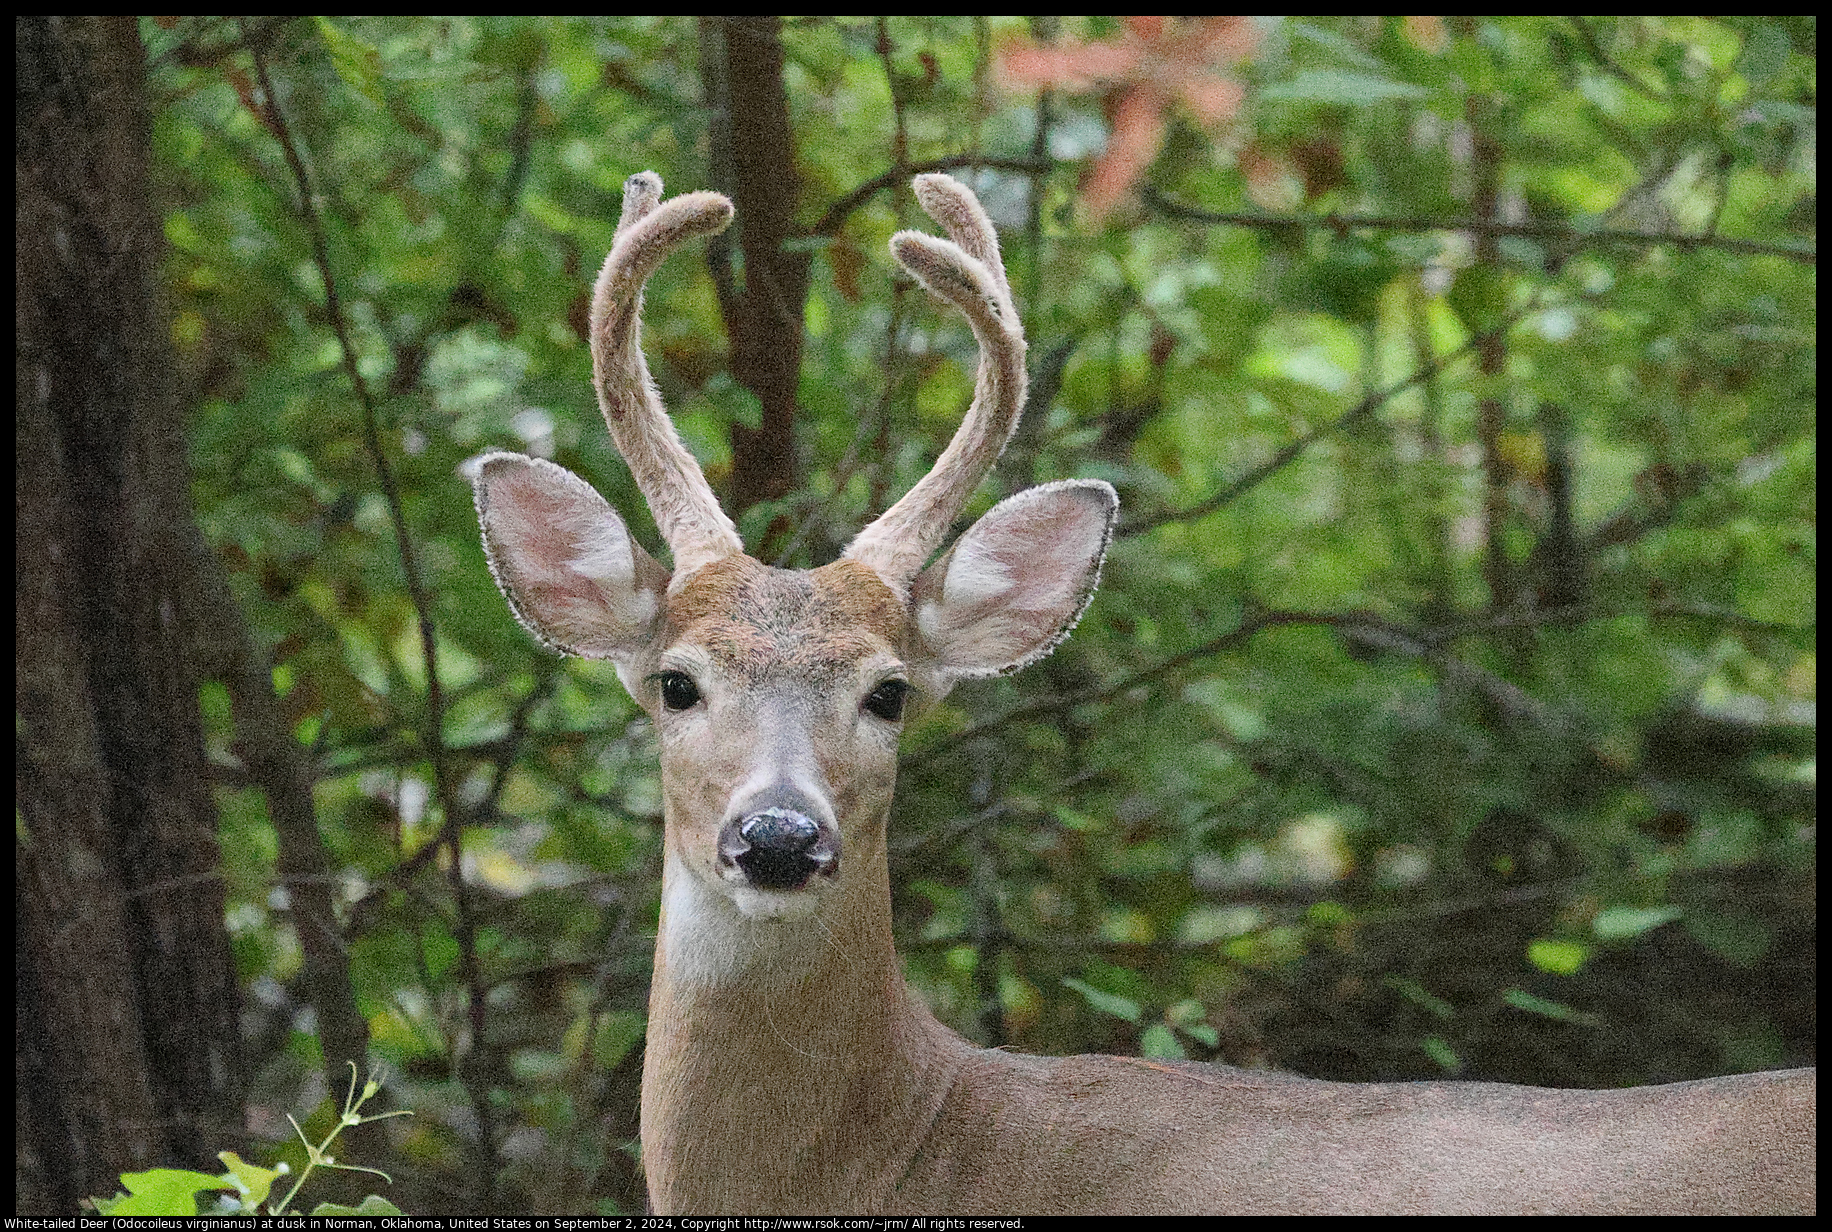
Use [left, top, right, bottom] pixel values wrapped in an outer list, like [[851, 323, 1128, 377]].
[[728, 883, 822, 920], [658, 852, 830, 985]]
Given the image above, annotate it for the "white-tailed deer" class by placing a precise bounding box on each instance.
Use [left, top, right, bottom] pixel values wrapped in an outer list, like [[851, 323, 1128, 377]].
[[470, 171, 1814, 1214]]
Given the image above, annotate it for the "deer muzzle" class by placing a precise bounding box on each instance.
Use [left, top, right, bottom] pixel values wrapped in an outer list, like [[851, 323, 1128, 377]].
[[717, 789, 840, 892]]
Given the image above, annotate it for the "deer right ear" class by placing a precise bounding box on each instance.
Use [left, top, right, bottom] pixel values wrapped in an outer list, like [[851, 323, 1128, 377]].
[[909, 479, 1117, 696], [469, 451, 669, 662]]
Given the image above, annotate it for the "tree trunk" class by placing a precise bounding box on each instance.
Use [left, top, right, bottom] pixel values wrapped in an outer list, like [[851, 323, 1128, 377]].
[[17, 15, 246, 1212], [700, 15, 809, 545]]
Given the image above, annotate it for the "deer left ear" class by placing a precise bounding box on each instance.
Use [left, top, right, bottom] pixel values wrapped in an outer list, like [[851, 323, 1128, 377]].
[[910, 479, 1117, 693]]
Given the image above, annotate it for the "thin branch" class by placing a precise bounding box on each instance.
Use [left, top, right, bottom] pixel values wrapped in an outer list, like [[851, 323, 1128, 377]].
[[875, 17, 909, 171], [1020, 18, 1057, 371], [1142, 187, 1815, 265], [893, 765, 1113, 860], [811, 154, 1051, 237], [148, 14, 293, 73], [1433, 599, 1810, 640], [902, 610, 1282, 770], [247, 29, 492, 1194], [902, 591, 1803, 775], [1567, 16, 1668, 102], [496, 57, 539, 218], [1118, 305, 1532, 538], [244, 37, 452, 806], [1334, 617, 1559, 729], [761, 20, 926, 567], [479, 664, 563, 818]]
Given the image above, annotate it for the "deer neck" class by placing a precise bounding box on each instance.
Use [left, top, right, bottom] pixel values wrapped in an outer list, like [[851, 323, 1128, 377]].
[[641, 834, 966, 1212]]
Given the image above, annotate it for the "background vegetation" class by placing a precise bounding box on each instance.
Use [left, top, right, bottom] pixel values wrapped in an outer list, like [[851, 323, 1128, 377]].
[[18, 15, 1814, 1215]]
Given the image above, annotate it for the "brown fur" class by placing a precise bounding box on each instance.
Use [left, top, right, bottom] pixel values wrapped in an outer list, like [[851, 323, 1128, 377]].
[[667, 555, 909, 677], [642, 815, 1817, 1215]]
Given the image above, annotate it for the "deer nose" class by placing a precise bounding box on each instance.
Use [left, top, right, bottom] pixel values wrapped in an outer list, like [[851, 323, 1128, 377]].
[[719, 800, 840, 891]]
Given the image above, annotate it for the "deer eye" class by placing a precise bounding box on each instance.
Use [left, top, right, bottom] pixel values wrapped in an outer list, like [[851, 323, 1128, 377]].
[[657, 671, 702, 711], [864, 678, 909, 722]]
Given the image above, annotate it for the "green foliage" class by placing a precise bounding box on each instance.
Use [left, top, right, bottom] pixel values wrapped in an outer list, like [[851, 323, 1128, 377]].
[[142, 14, 1811, 1212], [88, 1067, 409, 1216]]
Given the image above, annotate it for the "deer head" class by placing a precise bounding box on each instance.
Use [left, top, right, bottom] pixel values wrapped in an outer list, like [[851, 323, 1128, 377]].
[[470, 171, 1115, 931]]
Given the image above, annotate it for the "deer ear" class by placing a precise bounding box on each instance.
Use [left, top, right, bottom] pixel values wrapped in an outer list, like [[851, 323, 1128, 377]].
[[910, 479, 1117, 692], [469, 451, 669, 661]]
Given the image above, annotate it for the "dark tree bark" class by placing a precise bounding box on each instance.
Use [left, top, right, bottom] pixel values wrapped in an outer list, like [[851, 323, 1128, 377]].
[[699, 16, 810, 541], [17, 15, 246, 1212]]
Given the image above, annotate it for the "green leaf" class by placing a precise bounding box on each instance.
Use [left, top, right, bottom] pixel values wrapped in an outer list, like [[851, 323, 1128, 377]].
[[1684, 908, 1773, 968], [1181, 1023, 1220, 1048], [419, 924, 461, 983], [314, 1194, 407, 1215], [593, 1010, 647, 1070], [1737, 22, 1793, 87], [94, 1168, 236, 1216], [1062, 976, 1142, 1023], [705, 372, 763, 431], [1167, 999, 1222, 1049], [1593, 905, 1682, 941], [1446, 264, 1512, 333], [1384, 975, 1453, 1020], [1141, 1023, 1186, 1059], [217, 1150, 282, 1210], [1503, 988, 1600, 1025], [1421, 1035, 1462, 1073], [1526, 938, 1589, 975], [1289, 22, 1388, 72], [311, 19, 386, 110]]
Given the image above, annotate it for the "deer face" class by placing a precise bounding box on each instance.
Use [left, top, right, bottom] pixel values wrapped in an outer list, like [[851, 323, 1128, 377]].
[[473, 451, 1115, 921], [470, 170, 1115, 926], [650, 556, 908, 919]]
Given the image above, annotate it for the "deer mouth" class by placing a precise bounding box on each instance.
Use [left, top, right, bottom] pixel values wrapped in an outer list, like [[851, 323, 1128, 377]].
[[717, 804, 841, 893]]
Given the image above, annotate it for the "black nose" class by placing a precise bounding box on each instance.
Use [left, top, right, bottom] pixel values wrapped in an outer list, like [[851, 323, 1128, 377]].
[[719, 804, 840, 890]]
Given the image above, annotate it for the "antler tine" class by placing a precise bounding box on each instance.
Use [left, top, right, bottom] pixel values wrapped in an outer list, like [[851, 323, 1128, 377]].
[[843, 174, 1028, 593], [592, 171, 743, 584], [910, 172, 1015, 310]]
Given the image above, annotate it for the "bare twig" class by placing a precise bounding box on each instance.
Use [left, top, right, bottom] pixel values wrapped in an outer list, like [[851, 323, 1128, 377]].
[[1142, 187, 1815, 265], [811, 155, 1052, 237]]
